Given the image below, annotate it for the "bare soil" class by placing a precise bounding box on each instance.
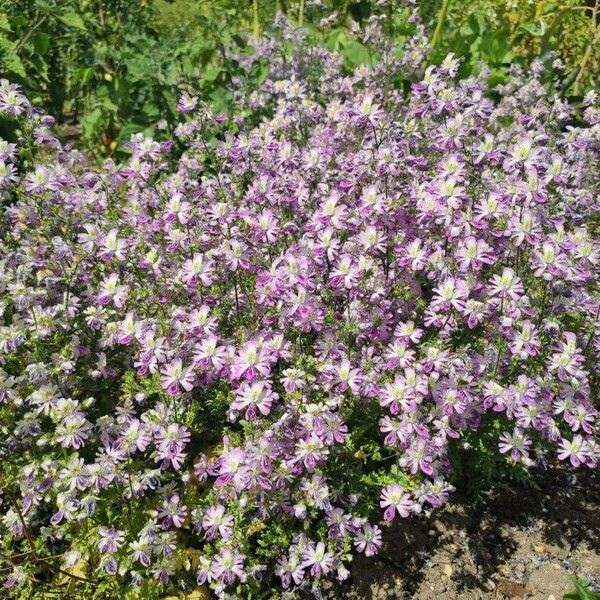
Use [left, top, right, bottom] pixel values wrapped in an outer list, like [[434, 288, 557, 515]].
[[328, 467, 600, 599]]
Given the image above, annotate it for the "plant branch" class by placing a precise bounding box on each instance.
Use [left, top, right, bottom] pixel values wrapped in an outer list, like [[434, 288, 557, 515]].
[[431, 0, 453, 49]]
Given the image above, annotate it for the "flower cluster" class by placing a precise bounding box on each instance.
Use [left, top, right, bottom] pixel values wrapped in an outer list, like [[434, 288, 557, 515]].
[[0, 17, 599, 600]]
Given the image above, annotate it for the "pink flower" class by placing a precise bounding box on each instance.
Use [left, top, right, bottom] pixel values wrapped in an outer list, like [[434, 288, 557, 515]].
[[230, 380, 279, 420], [98, 273, 128, 308], [302, 541, 334, 577], [181, 253, 214, 287], [431, 277, 469, 312], [354, 523, 382, 556], [380, 484, 413, 521], [160, 359, 195, 396]]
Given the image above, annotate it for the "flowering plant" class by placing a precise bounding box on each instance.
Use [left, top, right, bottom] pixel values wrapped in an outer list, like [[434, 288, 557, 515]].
[[0, 15, 599, 600]]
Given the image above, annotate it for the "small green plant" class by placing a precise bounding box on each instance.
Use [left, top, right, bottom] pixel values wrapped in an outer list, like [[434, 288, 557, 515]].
[[564, 578, 600, 600]]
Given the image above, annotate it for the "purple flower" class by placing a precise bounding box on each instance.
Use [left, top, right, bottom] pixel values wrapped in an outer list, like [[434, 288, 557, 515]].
[[498, 428, 532, 463], [201, 505, 234, 540], [380, 484, 413, 521], [276, 553, 305, 588], [354, 523, 382, 556], [230, 380, 279, 420], [488, 268, 524, 302], [160, 359, 195, 396], [431, 278, 469, 312], [98, 273, 128, 308], [557, 435, 588, 467], [158, 494, 187, 528], [155, 423, 191, 470], [302, 541, 334, 577], [177, 91, 198, 113], [98, 527, 125, 554], [210, 547, 245, 585]]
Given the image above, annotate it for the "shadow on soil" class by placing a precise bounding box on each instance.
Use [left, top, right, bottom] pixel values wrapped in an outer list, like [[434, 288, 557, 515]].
[[326, 466, 600, 599]]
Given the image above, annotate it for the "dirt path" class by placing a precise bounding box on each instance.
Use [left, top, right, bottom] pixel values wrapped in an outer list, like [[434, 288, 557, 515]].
[[328, 467, 600, 599]]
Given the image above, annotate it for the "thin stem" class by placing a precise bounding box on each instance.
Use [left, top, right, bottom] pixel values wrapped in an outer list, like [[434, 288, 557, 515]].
[[252, 0, 260, 39], [573, 0, 599, 94], [10, 498, 36, 555], [298, 0, 305, 27], [7, 498, 95, 583], [346, 289, 352, 351], [98, 0, 106, 28], [15, 16, 46, 52], [583, 302, 600, 356], [234, 277, 241, 323], [537, 281, 549, 328], [431, 0, 453, 49], [55, 567, 95, 585]]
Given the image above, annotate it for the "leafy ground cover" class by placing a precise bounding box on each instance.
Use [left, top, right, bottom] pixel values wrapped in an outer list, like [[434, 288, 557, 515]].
[[0, 3, 599, 600]]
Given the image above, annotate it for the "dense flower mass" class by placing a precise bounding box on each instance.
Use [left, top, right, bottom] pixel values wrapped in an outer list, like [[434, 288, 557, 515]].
[[1, 16, 599, 599]]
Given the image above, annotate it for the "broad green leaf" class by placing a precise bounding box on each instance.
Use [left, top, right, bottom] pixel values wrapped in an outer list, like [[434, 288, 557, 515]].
[[0, 12, 11, 31], [325, 28, 347, 52], [520, 20, 548, 37], [9, 15, 27, 28], [0, 35, 26, 78], [343, 40, 371, 67], [59, 11, 86, 30], [33, 31, 50, 55]]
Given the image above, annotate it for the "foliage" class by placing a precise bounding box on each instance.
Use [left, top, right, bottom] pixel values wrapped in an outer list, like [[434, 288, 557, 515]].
[[564, 578, 600, 600], [425, 0, 599, 94], [1, 0, 597, 158], [0, 0, 255, 157], [0, 12, 599, 598]]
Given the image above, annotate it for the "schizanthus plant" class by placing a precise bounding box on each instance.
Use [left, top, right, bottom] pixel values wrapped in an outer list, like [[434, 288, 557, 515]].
[[1, 16, 599, 600]]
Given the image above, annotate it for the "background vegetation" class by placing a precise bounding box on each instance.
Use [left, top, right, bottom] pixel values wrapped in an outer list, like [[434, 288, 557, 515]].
[[1, 0, 598, 158]]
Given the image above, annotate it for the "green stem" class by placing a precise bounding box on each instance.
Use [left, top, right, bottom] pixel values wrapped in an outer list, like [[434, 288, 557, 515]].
[[15, 16, 46, 52], [583, 302, 600, 356], [431, 0, 452, 49], [298, 0, 304, 27], [252, 0, 260, 39]]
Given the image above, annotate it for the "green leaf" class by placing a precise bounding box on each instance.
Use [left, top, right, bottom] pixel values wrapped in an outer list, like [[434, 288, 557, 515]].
[[81, 107, 104, 136], [0, 13, 11, 31], [563, 578, 600, 600], [59, 11, 86, 30], [0, 35, 26, 78], [520, 20, 548, 37], [33, 32, 50, 55], [202, 65, 222, 83], [325, 28, 347, 52], [479, 31, 513, 64], [343, 40, 371, 67], [488, 68, 508, 88], [10, 15, 27, 28]]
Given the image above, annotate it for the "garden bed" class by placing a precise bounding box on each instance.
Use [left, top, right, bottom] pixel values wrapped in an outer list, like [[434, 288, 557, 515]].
[[329, 467, 600, 599]]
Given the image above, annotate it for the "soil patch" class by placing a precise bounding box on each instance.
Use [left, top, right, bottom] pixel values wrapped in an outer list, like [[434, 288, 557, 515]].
[[328, 466, 600, 599]]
